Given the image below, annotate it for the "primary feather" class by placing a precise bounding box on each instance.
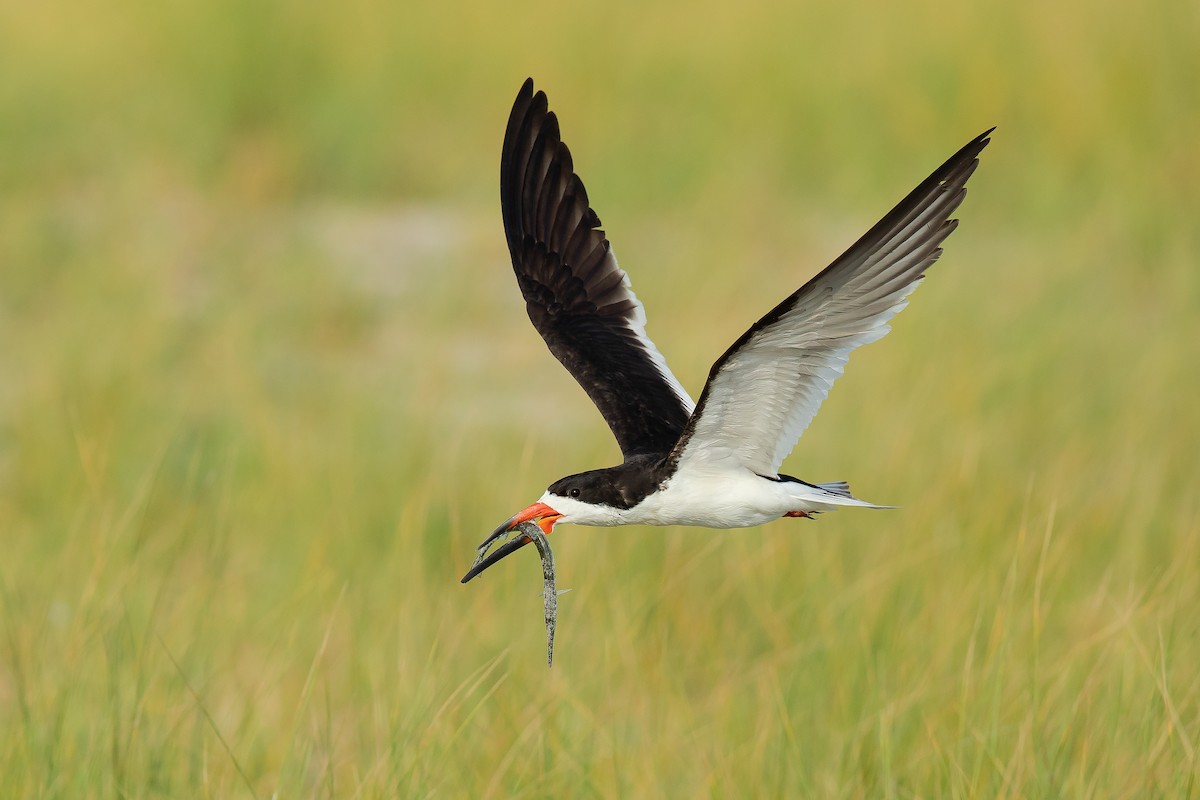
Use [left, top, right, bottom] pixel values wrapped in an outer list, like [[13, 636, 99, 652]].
[[672, 129, 993, 476], [500, 78, 695, 459]]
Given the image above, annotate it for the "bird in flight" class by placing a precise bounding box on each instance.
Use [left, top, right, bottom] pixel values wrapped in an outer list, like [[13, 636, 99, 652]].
[[462, 78, 991, 584]]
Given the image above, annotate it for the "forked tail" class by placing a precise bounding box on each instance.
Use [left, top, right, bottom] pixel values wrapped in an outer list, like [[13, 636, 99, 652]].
[[808, 480, 894, 509]]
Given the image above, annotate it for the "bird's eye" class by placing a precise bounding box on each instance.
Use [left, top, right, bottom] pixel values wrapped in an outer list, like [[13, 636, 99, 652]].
[[570, 488, 581, 498]]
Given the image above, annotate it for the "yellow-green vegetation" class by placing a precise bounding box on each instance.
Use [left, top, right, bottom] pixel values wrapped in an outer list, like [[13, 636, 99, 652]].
[[1, 0, 1197, 795]]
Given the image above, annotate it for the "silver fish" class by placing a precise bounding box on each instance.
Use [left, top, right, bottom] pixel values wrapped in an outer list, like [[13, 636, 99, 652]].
[[467, 520, 558, 666]]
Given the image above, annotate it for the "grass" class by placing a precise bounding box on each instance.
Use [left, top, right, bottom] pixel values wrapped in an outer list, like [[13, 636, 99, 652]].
[[0, 0, 1198, 795]]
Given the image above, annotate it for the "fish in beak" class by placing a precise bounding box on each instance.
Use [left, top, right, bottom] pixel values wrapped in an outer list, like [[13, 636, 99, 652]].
[[460, 502, 562, 583]]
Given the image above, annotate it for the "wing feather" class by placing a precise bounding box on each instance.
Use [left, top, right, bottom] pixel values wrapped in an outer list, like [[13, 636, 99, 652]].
[[501, 79, 695, 459], [672, 129, 993, 476]]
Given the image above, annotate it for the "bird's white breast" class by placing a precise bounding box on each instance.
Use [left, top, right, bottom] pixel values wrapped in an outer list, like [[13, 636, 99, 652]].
[[621, 468, 794, 528]]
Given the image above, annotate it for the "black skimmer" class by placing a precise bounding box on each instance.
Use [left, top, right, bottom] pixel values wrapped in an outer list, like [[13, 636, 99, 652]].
[[462, 78, 991, 584]]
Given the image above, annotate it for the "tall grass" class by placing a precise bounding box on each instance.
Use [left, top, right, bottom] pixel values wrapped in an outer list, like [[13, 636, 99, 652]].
[[0, 0, 1197, 795]]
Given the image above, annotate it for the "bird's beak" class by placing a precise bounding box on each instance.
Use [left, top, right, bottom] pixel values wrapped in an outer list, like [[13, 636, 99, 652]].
[[460, 502, 562, 583]]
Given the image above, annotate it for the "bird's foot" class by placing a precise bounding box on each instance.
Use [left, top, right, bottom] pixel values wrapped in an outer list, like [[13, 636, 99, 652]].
[[784, 510, 821, 519]]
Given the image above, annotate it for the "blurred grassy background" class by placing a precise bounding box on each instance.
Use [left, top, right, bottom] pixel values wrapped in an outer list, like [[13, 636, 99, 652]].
[[1, 0, 1197, 796]]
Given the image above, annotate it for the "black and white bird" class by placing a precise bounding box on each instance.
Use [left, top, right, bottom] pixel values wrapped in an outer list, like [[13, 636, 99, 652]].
[[462, 78, 991, 584]]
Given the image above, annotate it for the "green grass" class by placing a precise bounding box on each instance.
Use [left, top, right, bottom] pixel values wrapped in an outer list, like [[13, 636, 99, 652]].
[[1, 0, 1198, 796]]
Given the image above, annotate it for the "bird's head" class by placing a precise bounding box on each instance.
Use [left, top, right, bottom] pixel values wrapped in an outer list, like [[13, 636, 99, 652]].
[[460, 470, 628, 583]]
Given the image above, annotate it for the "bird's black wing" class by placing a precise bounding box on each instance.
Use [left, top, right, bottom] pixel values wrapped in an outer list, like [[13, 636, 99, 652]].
[[501, 78, 694, 459]]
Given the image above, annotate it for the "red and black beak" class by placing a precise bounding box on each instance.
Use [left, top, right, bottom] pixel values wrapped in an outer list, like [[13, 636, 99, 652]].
[[460, 502, 562, 583]]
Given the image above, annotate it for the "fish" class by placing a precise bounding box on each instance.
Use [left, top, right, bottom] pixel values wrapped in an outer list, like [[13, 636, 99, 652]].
[[468, 520, 558, 666]]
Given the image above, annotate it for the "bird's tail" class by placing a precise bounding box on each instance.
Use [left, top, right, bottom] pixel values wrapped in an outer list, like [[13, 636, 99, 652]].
[[814, 480, 853, 498], [808, 480, 894, 509]]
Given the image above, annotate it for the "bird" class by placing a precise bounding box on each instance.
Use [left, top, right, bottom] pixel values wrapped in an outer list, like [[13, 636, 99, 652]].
[[461, 78, 991, 584]]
